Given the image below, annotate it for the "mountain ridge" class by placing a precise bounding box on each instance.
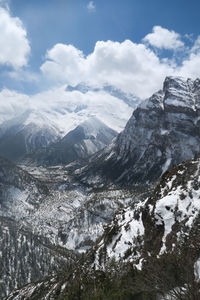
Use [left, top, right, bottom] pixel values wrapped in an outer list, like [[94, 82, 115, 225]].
[[22, 117, 117, 166], [76, 76, 200, 187]]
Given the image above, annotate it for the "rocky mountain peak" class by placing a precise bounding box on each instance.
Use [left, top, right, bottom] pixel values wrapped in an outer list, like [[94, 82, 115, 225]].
[[163, 76, 197, 113], [77, 76, 200, 187], [140, 76, 200, 113]]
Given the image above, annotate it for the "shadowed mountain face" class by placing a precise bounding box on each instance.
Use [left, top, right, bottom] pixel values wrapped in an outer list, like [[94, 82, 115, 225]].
[[0, 109, 117, 166], [0, 83, 139, 164], [0, 110, 62, 162], [23, 117, 117, 166], [77, 77, 200, 187]]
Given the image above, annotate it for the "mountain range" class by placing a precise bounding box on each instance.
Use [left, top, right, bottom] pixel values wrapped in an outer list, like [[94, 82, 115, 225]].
[[1, 76, 200, 299], [0, 84, 138, 164]]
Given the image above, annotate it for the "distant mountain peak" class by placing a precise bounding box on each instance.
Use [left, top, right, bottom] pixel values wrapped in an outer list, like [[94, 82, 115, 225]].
[[24, 117, 117, 166], [0, 110, 62, 162]]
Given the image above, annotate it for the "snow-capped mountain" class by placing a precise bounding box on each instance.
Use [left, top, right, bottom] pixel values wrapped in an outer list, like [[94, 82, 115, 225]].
[[0, 83, 139, 163], [3, 76, 200, 299], [24, 117, 117, 166], [0, 110, 62, 161], [93, 157, 200, 271], [77, 77, 200, 187], [0, 84, 138, 138]]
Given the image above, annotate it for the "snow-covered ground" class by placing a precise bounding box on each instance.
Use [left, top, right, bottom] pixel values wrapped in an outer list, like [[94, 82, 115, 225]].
[[0, 163, 135, 252]]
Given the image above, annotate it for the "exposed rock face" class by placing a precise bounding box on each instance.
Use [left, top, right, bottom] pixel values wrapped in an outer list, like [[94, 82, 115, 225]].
[[24, 117, 117, 166], [78, 77, 200, 187], [93, 157, 200, 269]]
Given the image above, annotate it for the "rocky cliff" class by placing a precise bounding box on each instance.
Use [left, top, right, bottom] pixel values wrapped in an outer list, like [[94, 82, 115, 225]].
[[78, 77, 200, 187]]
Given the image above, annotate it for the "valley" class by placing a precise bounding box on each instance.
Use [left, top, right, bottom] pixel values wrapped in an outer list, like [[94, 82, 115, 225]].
[[1, 76, 200, 299]]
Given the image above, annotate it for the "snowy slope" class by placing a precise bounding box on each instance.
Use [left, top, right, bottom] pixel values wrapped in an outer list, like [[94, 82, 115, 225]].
[[0, 157, 137, 298], [8, 158, 200, 300], [0, 110, 62, 161], [0, 158, 79, 298], [5, 162, 135, 251], [0, 157, 135, 254], [0, 83, 138, 163], [93, 157, 200, 270], [0, 84, 138, 136], [24, 117, 117, 166], [77, 76, 200, 187]]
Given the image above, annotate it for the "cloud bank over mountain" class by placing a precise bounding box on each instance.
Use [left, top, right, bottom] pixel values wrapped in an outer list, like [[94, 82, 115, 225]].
[[39, 30, 200, 99], [1, 2, 200, 120]]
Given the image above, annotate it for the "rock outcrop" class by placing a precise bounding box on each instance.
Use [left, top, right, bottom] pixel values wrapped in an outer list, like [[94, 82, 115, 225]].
[[78, 77, 200, 187]]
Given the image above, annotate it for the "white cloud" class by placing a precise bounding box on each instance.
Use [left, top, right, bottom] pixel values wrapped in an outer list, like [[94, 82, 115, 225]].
[[41, 40, 173, 99], [2, 27, 200, 135], [40, 34, 200, 99], [178, 52, 200, 79], [40, 43, 85, 86], [87, 1, 96, 12], [143, 25, 184, 50], [0, 89, 30, 123], [2, 23, 200, 106], [0, 85, 133, 133], [0, 6, 30, 69], [173, 35, 200, 78], [191, 36, 200, 53]]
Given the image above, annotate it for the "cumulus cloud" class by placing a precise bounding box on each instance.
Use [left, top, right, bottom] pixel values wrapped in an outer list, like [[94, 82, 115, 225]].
[[41, 40, 173, 99], [40, 44, 85, 86], [178, 52, 200, 79], [2, 26, 200, 134], [143, 25, 184, 50], [40, 29, 200, 99], [0, 6, 30, 69], [2, 21, 200, 108], [87, 1, 96, 12]]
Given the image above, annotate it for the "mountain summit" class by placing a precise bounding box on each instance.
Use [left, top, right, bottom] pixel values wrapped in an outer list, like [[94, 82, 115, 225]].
[[77, 76, 200, 187]]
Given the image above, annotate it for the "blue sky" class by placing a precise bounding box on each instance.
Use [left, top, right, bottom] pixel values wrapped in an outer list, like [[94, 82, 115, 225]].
[[10, 0, 200, 54], [0, 0, 200, 97], [9, 0, 200, 66]]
